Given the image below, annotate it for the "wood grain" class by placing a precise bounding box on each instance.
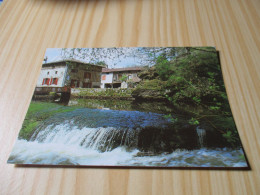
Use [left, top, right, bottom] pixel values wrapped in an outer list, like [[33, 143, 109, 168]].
[[0, 0, 259, 194]]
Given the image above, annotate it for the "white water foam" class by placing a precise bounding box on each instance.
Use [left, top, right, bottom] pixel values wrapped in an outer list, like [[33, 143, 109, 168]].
[[8, 139, 138, 165], [31, 124, 138, 152], [8, 122, 248, 167], [8, 139, 247, 167]]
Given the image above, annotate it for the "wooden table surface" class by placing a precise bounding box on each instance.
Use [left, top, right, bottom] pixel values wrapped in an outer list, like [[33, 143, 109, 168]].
[[0, 0, 259, 194]]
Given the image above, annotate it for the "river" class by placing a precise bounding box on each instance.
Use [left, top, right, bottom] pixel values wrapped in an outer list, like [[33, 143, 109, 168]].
[[8, 99, 248, 168]]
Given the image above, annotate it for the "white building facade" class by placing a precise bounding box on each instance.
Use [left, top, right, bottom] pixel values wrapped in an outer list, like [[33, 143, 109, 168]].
[[100, 67, 142, 88], [36, 60, 102, 90], [36, 66, 67, 88], [101, 72, 113, 88]]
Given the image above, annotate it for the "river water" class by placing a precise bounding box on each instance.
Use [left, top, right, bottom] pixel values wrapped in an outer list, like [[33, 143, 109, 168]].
[[8, 99, 248, 168]]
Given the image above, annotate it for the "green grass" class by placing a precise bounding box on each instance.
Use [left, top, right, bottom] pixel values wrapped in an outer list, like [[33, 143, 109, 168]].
[[19, 121, 39, 140], [18, 102, 78, 140]]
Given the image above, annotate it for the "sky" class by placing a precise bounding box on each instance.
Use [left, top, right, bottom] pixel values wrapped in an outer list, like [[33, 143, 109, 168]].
[[44, 48, 141, 69]]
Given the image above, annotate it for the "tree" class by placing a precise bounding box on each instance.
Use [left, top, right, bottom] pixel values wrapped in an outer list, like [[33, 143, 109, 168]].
[[60, 47, 195, 68], [120, 74, 128, 82], [148, 47, 238, 146], [95, 61, 107, 67]]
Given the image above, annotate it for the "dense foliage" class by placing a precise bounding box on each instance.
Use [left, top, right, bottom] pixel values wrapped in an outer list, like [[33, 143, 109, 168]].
[[136, 47, 241, 147]]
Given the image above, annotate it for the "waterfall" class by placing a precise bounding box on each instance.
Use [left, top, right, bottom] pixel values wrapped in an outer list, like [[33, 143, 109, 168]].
[[8, 109, 248, 167], [30, 123, 139, 152], [196, 126, 206, 148]]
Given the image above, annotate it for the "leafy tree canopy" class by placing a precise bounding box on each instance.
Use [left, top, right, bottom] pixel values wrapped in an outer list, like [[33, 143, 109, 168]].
[[95, 61, 107, 67]]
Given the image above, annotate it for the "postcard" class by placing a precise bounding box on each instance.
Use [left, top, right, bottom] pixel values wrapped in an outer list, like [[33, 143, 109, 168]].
[[8, 47, 249, 168]]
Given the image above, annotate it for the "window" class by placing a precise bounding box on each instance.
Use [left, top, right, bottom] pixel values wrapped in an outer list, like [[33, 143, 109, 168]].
[[113, 74, 118, 81], [42, 78, 47, 85], [84, 72, 91, 79], [51, 78, 58, 85], [102, 75, 106, 80], [47, 72, 49, 75], [55, 71, 58, 74], [42, 78, 50, 85], [70, 79, 79, 88]]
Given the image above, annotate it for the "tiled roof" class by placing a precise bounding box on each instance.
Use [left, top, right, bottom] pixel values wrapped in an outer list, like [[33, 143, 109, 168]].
[[102, 67, 143, 73]]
